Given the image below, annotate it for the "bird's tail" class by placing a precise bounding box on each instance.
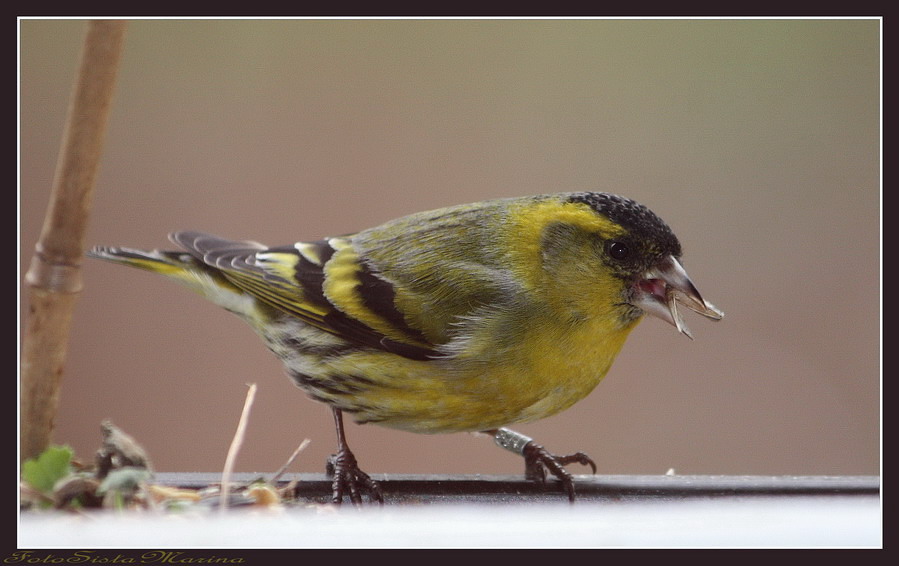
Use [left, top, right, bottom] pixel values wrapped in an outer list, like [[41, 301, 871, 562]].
[[86, 244, 252, 314], [87, 245, 198, 276]]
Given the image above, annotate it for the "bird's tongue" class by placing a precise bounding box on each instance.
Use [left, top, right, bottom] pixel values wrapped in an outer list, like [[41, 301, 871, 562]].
[[638, 278, 668, 300]]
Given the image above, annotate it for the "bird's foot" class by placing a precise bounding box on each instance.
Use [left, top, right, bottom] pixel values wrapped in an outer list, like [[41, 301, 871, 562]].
[[491, 427, 596, 503], [522, 442, 597, 503], [326, 447, 383, 506]]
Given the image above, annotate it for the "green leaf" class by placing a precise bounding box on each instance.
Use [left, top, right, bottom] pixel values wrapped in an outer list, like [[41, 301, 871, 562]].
[[22, 445, 74, 494]]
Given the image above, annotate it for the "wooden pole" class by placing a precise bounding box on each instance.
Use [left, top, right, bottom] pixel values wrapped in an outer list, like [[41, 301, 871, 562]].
[[21, 20, 127, 461]]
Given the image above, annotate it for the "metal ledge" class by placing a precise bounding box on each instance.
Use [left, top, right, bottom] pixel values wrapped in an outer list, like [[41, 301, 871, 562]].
[[158, 472, 880, 505]]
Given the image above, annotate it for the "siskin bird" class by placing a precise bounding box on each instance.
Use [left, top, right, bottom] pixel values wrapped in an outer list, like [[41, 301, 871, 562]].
[[87, 192, 723, 504]]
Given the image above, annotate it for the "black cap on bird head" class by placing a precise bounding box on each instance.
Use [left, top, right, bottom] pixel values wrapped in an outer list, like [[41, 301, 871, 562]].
[[566, 192, 682, 262]]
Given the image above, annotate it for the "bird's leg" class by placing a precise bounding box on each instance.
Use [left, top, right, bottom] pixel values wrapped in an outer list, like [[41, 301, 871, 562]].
[[488, 427, 597, 503], [325, 408, 383, 505]]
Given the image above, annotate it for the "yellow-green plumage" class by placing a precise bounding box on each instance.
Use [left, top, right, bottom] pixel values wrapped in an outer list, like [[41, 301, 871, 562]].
[[88, 192, 722, 483]]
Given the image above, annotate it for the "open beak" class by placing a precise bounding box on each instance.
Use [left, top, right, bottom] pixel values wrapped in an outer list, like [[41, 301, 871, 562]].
[[631, 255, 724, 340]]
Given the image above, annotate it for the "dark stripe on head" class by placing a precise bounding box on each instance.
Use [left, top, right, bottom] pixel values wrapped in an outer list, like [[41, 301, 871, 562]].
[[567, 192, 681, 258]]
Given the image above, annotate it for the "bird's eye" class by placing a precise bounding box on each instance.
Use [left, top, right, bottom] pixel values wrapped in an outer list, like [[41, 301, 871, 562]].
[[608, 241, 630, 261]]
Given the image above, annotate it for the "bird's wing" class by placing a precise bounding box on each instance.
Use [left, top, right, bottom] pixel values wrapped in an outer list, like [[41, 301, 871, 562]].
[[170, 231, 439, 360], [347, 200, 525, 347]]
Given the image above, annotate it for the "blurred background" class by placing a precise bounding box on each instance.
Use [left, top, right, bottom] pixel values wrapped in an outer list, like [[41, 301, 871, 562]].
[[20, 19, 880, 478]]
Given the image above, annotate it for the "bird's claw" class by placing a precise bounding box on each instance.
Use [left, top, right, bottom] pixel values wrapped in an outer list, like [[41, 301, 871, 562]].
[[326, 449, 383, 506], [521, 442, 597, 503]]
